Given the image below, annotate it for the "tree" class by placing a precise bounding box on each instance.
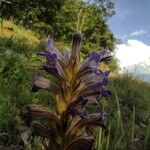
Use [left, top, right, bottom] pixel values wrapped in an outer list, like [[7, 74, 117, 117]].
[[0, 0, 65, 32], [54, 0, 115, 49], [92, 0, 115, 18], [1, 0, 116, 57]]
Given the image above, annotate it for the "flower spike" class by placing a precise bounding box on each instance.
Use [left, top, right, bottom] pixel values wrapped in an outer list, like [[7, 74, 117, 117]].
[[22, 32, 112, 150], [70, 32, 82, 65]]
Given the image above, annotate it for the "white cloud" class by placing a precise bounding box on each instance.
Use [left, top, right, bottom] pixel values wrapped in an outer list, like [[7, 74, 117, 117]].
[[115, 39, 150, 81], [131, 29, 148, 36], [124, 60, 150, 81], [115, 39, 150, 69]]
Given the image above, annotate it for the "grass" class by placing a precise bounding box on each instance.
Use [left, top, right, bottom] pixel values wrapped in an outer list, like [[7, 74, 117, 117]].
[[96, 74, 150, 150], [0, 19, 69, 148], [0, 20, 48, 148], [0, 20, 150, 149]]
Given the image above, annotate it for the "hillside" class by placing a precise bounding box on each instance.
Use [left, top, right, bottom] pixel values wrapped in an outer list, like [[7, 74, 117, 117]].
[[107, 75, 150, 150], [0, 21, 150, 149]]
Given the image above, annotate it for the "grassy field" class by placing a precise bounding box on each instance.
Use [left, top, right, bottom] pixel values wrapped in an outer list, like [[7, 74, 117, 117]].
[[0, 20, 150, 149], [96, 75, 150, 150]]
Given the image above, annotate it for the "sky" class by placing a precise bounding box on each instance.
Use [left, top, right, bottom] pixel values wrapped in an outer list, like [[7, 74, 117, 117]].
[[108, 0, 150, 44], [107, 0, 150, 81]]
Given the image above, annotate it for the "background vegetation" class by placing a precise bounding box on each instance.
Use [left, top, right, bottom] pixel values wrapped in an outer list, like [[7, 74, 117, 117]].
[[0, 0, 149, 149]]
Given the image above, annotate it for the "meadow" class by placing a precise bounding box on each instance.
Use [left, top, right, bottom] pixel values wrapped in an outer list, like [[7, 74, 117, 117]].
[[0, 20, 150, 150]]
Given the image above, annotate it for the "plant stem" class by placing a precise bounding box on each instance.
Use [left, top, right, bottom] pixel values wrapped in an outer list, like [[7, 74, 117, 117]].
[[97, 127, 102, 150], [131, 105, 135, 148]]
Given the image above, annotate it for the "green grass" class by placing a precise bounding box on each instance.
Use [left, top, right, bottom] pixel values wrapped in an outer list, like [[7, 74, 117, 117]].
[[0, 20, 49, 148], [0, 20, 70, 148], [96, 74, 150, 150]]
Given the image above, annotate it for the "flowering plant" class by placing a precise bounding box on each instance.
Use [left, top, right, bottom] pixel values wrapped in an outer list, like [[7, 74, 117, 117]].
[[23, 33, 112, 150]]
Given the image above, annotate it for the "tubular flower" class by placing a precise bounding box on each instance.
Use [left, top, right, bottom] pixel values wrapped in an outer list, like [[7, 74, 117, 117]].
[[23, 33, 112, 150]]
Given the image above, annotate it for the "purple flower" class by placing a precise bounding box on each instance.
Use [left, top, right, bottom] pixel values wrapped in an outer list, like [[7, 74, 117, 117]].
[[100, 87, 112, 99], [101, 77, 109, 85], [89, 52, 101, 63], [23, 32, 112, 149], [46, 53, 57, 62], [69, 107, 86, 118], [31, 76, 60, 94], [73, 112, 108, 129], [38, 50, 67, 81], [76, 67, 111, 101], [89, 50, 111, 63], [47, 39, 52, 48], [92, 68, 103, 75], [67, 97, 88, 118]]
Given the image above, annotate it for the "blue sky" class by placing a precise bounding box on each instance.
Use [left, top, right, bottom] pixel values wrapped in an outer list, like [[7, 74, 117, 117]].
[[108, 0, 150, 44], [107, 0, 150, 81]]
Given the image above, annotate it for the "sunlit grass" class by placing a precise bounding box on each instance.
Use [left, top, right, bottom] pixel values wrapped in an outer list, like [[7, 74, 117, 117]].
[[0, 20, 40, 44]]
